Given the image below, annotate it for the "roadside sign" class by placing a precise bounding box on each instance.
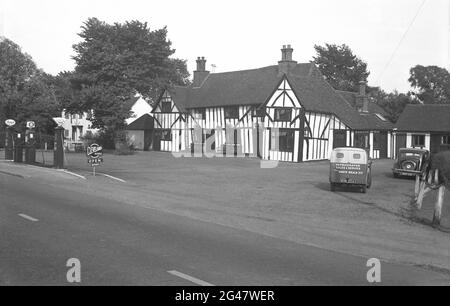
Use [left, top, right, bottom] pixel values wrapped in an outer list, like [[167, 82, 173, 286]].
[[87, 143, 103, 159], [87, 144, 103, 175], [26, 121, 35, 129], [5, 119, 15, 127], [53, 117, 65, 127]]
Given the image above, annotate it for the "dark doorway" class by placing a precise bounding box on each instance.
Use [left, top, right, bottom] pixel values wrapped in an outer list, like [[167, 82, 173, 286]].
[[333, 130, 346, 148], [153, 130, 162, 151], [395, 134, 406, 157]]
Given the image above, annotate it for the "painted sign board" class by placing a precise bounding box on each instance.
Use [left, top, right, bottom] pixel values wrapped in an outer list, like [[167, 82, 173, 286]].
[[87, 143, 103, 167], [5, 119, 16, 127]]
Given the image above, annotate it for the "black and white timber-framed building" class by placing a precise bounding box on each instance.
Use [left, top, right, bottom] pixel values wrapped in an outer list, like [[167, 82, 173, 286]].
[[151, 45, 394, 163]]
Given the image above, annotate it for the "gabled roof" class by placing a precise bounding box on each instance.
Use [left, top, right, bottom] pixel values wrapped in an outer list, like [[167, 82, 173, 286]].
[[166, 63, 367, 129], [126, 114, 154, 130], [395, 104, 450, 132], [123, 96, 141, 112]]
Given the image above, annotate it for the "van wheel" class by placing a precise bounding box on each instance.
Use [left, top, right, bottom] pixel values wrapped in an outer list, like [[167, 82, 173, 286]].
[[361, 185, 367, 193], [330, 183, 336, 192]]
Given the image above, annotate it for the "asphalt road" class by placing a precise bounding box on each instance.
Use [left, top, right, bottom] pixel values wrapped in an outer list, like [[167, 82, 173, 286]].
[[1, 171, 450, 286]]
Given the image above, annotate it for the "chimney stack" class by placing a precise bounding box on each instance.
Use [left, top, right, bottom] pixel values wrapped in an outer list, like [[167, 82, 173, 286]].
[[278, 44, 297, 76], [193, 57, 210, 87], [357, 80, 369, 113]]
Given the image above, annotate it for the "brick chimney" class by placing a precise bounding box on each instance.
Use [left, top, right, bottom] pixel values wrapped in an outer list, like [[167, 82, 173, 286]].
[[193, 57, 210, 88], [278, 45, 297, 76], [356, 81, 369, 113]]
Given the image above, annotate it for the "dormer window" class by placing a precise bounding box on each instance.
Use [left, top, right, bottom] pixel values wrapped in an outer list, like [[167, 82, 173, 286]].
[[375, 113, 387, 122]]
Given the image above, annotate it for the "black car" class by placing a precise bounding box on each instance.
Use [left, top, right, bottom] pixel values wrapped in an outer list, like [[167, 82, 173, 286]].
[[392, 148, 430, 178]]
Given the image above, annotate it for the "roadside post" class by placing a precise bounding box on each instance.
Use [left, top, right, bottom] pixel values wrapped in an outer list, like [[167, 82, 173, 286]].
[[13, 131, 24, 163], [87, 143, 103, 176], [4, 119, 15, 160], [54, 126, 65, 169], [25, 121, 36, 164]]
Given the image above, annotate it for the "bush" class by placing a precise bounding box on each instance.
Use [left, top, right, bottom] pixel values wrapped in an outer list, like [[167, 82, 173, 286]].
[[81, 129, 115, 149], [113, 130, 135, 155], [431, 151, 450, 189]]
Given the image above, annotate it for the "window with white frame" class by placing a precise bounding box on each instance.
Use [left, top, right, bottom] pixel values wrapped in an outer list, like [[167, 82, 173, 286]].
[[412, 134, 425, 147]]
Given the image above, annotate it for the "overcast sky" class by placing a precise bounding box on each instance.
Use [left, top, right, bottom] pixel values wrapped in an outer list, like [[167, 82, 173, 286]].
[[1, 0, 449, 93]]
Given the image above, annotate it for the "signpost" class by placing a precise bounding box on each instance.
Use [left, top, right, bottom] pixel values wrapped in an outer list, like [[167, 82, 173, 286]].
[[87, 143, 103, 176], [4, 119, 15, 160]]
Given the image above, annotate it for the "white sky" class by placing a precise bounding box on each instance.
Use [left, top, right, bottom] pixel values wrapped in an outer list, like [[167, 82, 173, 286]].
[[1, 0, 449, 93]]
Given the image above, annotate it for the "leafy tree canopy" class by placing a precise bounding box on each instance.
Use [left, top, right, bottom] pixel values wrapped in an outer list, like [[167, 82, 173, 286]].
[[313, 43, 370, 92], [0, 37, 37, 125], [368, 88, 417, 123], [0, 37, 58, 133], [408, 65, 450, 104], [68, 18, 190, 131]]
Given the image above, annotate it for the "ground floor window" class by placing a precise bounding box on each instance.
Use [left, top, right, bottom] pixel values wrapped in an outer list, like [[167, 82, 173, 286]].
[[161, 129, 172, 141], [271, 129, 294, 152], [412, 134, 425, 147], [442, 135, 450, 145], [354, 132, 369, 149]]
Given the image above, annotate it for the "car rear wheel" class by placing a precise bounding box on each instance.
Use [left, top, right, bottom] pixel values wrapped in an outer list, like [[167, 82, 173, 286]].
[[393, 172, 399, 178], [361, 185, 367, 193]]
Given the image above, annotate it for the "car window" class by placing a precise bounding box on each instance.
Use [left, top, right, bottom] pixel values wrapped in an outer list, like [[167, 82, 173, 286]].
[[401, 153, 420, 158], [336, 153, 345, 158]]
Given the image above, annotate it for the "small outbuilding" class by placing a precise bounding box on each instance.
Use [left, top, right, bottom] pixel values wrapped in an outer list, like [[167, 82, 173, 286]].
[[394, 104, 450, 157], [125, 114, 154, 151]]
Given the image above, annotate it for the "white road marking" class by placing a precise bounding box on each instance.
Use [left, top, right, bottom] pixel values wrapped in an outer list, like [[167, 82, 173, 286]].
[[167, 270, 214, 286], [58, 170, 87, 180], [18, 214, 39, 222], [98, 173, 126, 183]]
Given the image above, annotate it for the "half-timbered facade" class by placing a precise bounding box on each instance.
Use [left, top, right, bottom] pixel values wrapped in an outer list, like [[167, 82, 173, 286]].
[[152, 91, 189, 152], [152, 45, 392, 162]]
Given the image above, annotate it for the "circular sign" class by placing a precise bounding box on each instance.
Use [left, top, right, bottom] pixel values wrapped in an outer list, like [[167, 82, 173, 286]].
[[5, 119, 16, 127], [87, 143, 103, 159], [26, 121, 35, 129]]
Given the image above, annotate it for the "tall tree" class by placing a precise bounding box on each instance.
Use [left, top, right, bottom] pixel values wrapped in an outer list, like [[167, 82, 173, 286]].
[[408, 65, 450, 104], [70, 18, 190, 132], [369, 88, 417, 122], [313, 43, 370, 92], [17, 71, 60, 135], [0, 37, 37, 126]]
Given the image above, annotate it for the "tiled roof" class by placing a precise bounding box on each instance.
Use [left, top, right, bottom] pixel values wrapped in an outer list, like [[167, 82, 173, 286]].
[[395, 104, 450, 132], [337, 90, 389, 116], [126, 114, 154, 130], [336, 90, 393, 130], [168, 63, 367, 129]]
